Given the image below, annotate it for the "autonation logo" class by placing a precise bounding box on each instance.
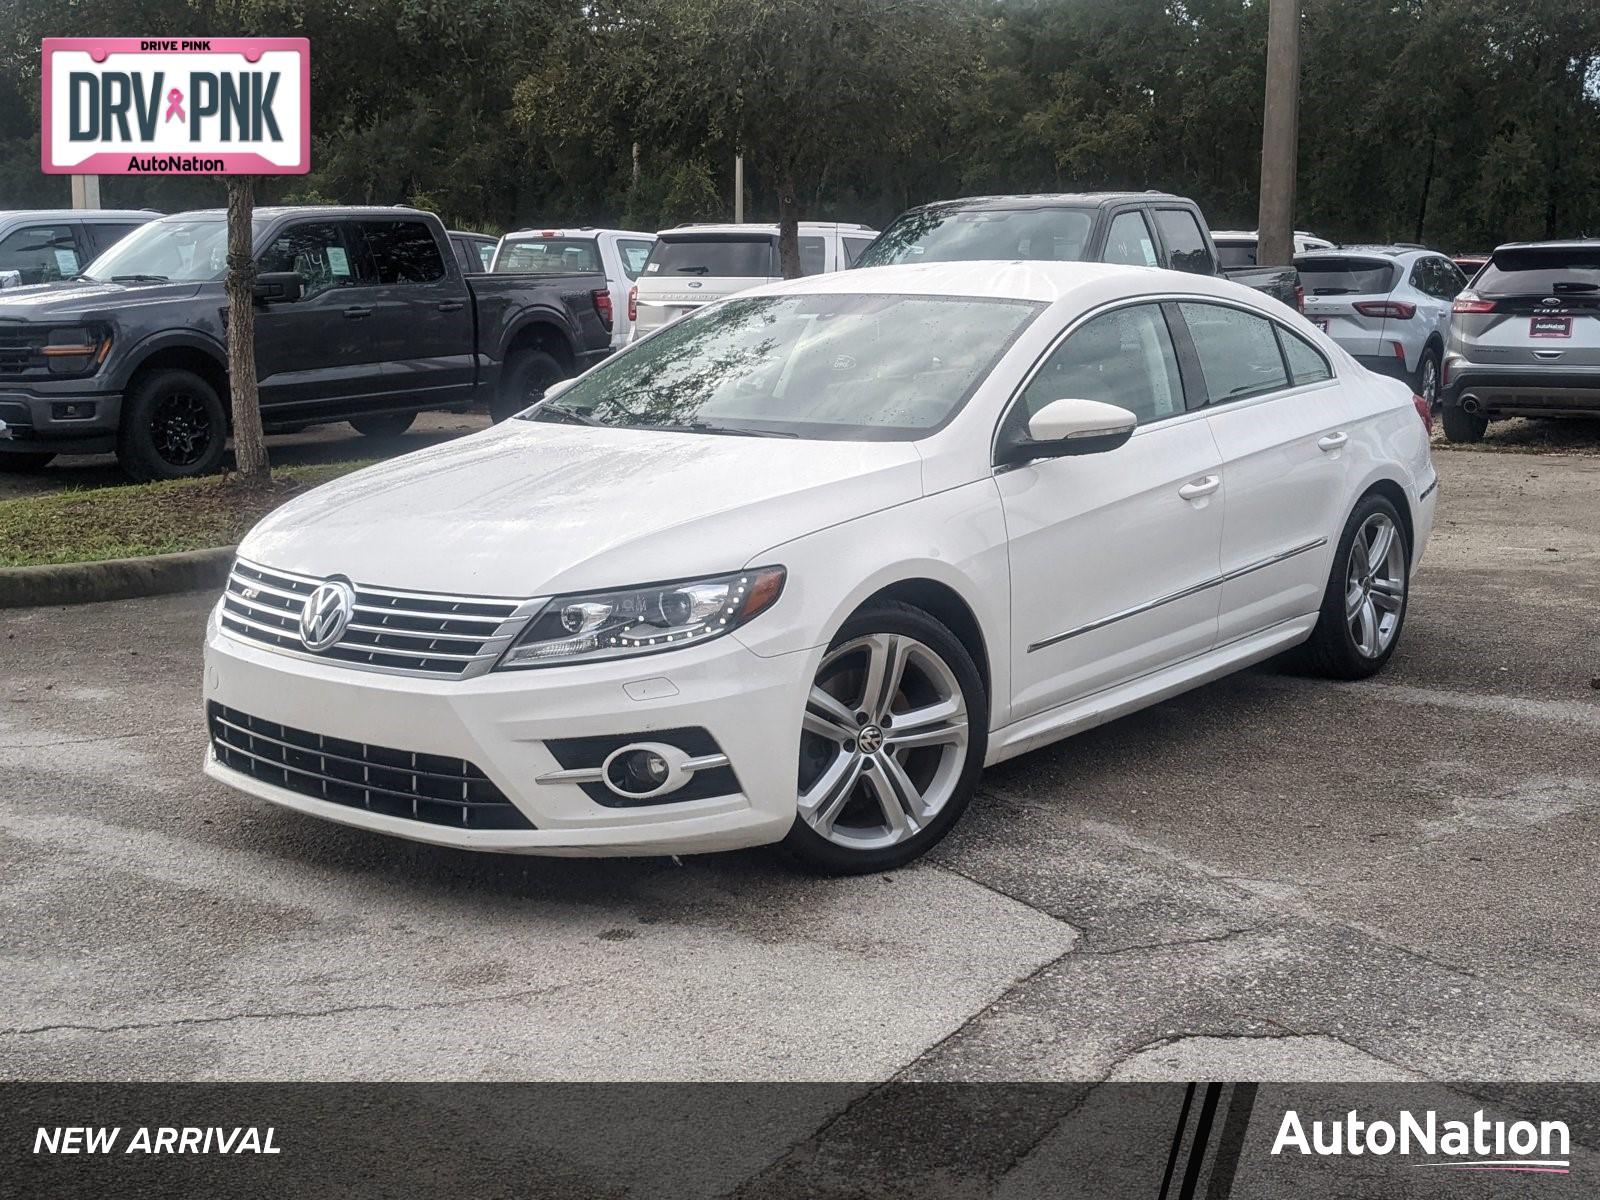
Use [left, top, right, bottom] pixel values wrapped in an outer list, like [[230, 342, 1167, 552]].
[[1272, 1108, 1571, 1175]]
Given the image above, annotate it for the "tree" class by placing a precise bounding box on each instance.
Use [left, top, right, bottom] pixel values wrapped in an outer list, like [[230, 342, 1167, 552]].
[[224, 177, 269, 485]]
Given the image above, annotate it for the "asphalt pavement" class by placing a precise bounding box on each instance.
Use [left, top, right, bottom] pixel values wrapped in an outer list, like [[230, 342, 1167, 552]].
[[2, 433, 1597, 1087]]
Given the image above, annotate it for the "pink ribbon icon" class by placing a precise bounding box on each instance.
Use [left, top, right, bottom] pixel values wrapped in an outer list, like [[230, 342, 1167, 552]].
[[164, 88, 185, 123]]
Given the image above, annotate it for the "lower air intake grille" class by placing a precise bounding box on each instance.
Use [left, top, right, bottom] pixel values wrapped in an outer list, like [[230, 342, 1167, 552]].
[[208, 702, 533, 830]]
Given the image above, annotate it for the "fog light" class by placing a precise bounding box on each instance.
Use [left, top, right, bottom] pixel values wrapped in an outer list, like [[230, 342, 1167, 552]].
[[599, 742, 694, 800]]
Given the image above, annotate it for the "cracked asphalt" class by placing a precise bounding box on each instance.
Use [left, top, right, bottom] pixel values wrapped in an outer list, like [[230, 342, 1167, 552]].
[[1, 432, 1597, 1085]]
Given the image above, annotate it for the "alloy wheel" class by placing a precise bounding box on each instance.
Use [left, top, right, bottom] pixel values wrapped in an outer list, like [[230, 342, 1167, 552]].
[[1345, 512, 1406, 658], [1420, 356, 1439, 409], [150, 390, 213, 466], [797, 634, 970, 851]]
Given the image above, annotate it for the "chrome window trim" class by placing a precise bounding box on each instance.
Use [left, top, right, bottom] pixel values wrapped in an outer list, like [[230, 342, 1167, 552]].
[[1027, 536, 1328, 653]]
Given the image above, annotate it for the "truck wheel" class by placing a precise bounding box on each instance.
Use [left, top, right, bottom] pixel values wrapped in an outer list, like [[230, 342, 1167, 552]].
[[0, 451, 56, 473], [1441, 403, 1487, 444], [349, 413, 416, 441], [117, 368, 227, 481], [492, 350, 566, 423]]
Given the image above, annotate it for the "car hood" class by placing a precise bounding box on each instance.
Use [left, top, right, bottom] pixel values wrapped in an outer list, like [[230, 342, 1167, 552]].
[[239, 421, 925, 597], [0, 279, 205, 317]]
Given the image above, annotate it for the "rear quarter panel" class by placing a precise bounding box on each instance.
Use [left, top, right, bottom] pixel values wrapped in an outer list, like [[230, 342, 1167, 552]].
[[1337, 363, 1437, 566]]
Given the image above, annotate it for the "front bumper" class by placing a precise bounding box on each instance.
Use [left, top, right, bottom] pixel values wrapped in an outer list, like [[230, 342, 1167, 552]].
[[202, 603, 813, 856], [0, 384, 122, 454]]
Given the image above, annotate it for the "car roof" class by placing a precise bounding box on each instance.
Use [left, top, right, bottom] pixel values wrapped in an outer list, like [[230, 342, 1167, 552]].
[[1491, 238, 1600, 253], [898, 192, 1190, 215], [449, 230, 495, 240], [658, 222, 876, 237], [167, 205, 439, 220], [502, 228, 657, 239], [1296, 245, 1433, 262], [0, 209, 159, 221], [739, 260, 1272, 307]]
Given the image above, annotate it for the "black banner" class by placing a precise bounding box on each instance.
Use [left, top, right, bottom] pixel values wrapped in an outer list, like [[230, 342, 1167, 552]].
[[2, 1083, 1590, 1198]]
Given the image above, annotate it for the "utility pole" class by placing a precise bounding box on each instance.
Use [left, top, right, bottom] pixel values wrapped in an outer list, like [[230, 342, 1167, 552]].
[[70, 175, 101, 209], [734, 153, 744, 223], [1256, 0, 1300, 266]]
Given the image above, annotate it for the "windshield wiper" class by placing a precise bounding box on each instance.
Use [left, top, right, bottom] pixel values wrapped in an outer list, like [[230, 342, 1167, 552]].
[[532, 401, 601, 426], [110, 274, 170, 284], [675, 266, 711, 275], [677, 421, 798, 438], [1552, 281, 1600, 293]]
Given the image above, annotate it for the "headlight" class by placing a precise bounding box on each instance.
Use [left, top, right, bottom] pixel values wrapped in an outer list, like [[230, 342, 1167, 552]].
[[42, 325, 112, 375], [495, 566, 786, 669]]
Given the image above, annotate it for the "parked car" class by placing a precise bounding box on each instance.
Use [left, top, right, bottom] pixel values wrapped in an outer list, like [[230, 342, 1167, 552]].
[[447, 230, 497, 274], [1212, 230, 1334, 266], [0, 207, 612, 478], [1296, 246, 1466, 408], [203, 261, 1436, 874], [492, 227, 657, 348], [0, 209, 158, 288], [630, 222, 877, 341], [853, 193, 1303, 310], [1441, 239, 1600, 442]]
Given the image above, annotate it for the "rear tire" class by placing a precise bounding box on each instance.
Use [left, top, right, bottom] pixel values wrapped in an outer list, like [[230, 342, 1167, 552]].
[[117, 367, 227, 482], [1441, 403, 1487, 443], [349, 412, 416, 440], [781, 601, 987, 875], [1300, 493, 1410, 680], [1415, 345, 1441, 412], [0, 451, 55, 473], [492, 350, 566, 423]]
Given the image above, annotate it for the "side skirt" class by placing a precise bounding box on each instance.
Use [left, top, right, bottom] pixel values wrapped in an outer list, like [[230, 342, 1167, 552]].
[[984, 614, 1318, 766]]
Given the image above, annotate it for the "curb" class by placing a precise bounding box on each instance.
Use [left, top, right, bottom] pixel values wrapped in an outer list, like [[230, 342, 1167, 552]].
[[0, 545, 236, 609]]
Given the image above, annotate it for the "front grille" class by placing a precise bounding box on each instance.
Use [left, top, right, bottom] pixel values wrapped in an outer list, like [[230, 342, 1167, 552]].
[[208, 702, 534, 830], [0, 324, 47, 379], [221, 559, 529, 677]]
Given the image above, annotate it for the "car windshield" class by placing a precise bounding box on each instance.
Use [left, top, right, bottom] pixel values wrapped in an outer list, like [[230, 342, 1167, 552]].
[[521, 292, 1041, 440], [494, 237, 603, 274], [1295, 257, 1397, 295], [854, 207, 1094, 268], [1477, 247, 1600, 295], [644, 236, 778, 278], [81, 215, 243, 283]]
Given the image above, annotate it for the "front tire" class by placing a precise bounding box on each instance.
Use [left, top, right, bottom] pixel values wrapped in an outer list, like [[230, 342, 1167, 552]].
[[349, 412, 416, 440], [1441, 403, 1487, 443], [782, 601, 987, 875], [117, 367, 227, 481], [1301, 494, 1410, 680], [492, 350, 566, 423]]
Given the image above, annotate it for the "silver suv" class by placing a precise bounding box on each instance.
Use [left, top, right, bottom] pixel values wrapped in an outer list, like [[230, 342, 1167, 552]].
[[1297, 246, 1466, 409], [1442, 240, 1600, 442]]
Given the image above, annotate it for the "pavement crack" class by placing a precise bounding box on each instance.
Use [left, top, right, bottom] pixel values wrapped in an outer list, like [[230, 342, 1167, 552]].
[[1087, 925, 1264, 957], [1, 983, 567, 1039]]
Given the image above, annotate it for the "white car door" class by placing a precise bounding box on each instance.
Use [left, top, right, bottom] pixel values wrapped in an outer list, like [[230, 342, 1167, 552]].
[[1174, 301, 1354, 641], [998, 301, 1225, 719]]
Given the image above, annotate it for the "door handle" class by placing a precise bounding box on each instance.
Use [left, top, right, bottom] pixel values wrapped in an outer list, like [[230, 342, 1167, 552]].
[[437, 300, 465, 313], [1317, 432, 1349, 452], [342, 305, 373, 319], [1178, 475, 1221, 501]]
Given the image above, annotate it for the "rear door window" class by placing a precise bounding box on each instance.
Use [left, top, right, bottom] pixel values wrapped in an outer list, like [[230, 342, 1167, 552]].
[[1177, 302, 1291, 403], [1276, 326, 1333, 385], [645, 237, 777, 279], [799, 236, 826, 275], [358, 220, 446, 284], [1153, 209, 1215, 274], [1296, 257, 1397, 296], [494, 237, 602, 274], [1215, 241, 1258, 268]]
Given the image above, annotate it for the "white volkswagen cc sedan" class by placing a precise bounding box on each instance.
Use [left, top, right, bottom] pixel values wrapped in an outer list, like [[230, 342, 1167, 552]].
[[204, 262, 1437, 873]]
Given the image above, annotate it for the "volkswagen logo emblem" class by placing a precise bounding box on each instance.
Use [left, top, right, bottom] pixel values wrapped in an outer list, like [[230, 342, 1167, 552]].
[[299, 579, 355, 651]]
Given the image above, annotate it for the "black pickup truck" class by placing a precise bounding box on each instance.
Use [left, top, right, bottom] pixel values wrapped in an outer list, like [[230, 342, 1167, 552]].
[[855, 191, 1302, 309], [0, 206, 612, 479]]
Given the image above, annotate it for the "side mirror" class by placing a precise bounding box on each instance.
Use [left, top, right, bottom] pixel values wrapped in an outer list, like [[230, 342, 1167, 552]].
[[997, 397, 1138, 465], [542, 377, 575, 403], [0, 270, 21, 290], [253, 271, 303, 304]]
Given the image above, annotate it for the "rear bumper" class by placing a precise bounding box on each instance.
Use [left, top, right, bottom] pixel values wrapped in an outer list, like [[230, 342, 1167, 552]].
[[1444, 365, 1600, 416], [1353, 352, 1414, 383], [0, 385, 122, 455]]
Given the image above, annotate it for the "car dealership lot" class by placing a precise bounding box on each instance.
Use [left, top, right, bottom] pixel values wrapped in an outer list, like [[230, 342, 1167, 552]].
[[1, 444, 1596, 1083]]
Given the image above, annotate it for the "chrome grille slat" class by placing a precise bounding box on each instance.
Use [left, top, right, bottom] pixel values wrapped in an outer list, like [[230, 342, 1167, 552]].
[[219, 558, 534, 678], [208, 703, 534, 830]]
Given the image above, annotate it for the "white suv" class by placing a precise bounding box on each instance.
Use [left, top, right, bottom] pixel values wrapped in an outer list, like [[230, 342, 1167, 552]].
[[491, 228, 657, 348], [630, 222, 877, 341]]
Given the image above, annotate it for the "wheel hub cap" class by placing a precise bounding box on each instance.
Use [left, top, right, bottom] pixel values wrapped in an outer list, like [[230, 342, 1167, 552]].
[[857, 724, 884, 754]]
